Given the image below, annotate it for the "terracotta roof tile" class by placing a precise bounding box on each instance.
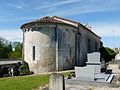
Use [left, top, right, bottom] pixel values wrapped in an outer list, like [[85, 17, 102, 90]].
[[20, 16, 100, 38], [36, 16, 64, 23], [21, 16, 66, 29], [53, 16, 79, 24]]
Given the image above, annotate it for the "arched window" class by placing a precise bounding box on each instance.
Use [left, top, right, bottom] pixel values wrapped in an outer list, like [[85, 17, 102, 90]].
[[87, 38, 91, 53], [95, 42, 98, 52], [33, 46, 35, 60]]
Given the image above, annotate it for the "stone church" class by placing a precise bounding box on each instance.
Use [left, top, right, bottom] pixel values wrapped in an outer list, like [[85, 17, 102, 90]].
[[20, 16, 101, 74]]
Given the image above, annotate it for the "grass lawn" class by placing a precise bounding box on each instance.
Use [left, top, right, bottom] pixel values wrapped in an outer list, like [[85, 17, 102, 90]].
[[0, 75, 49, 90], [0, 71, 72, 90]]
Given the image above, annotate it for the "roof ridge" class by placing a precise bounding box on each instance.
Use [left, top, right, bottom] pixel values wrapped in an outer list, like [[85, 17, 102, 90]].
[[52, 16, 79, 24]]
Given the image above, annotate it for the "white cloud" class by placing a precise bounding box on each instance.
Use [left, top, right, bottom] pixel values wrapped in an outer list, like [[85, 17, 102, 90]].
[[0, 16, 40, 22], [0, 29, 22, 42], [6, 3, 25, 9], [35, 0, 81, 10], [1, 0, 120, 22], [92, 23, 120, 37], [48, 3, 120, 16]]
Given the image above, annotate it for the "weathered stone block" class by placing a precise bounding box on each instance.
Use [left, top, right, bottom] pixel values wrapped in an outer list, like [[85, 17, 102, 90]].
[[49, 73, 65, 90]]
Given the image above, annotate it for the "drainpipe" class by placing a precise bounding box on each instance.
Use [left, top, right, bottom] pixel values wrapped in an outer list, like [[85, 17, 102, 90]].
[[55, 24, 58, 71], [22, 29, 25, 62], [75, 23, 82, 66]]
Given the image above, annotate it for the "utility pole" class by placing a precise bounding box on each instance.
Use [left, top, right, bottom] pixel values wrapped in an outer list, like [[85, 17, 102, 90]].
[[113, 29, 115, 49]]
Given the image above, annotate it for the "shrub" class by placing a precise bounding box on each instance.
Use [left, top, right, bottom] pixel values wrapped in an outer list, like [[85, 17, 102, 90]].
[[99, 47, 116, 62], [0, 67, 9, 77], [19, 62, 30, 76]]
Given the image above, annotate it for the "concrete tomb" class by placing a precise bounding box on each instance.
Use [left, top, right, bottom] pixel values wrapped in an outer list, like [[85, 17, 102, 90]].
[[75, 66, 95, 81], [75, 52, 114, 83], [87, 52, 101, 74], [75, 52, 101, 81]]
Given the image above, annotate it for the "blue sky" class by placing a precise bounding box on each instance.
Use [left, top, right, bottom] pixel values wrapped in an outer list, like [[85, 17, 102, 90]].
[[0, 0, 120, 48]]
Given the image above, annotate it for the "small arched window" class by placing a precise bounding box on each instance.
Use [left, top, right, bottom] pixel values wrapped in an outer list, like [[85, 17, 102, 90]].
[[33, 46, 35, 60]]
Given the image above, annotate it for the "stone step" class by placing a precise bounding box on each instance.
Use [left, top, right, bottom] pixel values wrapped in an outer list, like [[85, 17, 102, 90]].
[[106, 74, 114, 83]]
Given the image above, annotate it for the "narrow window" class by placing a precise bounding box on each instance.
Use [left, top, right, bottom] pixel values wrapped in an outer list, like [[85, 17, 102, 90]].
[[33, 46, 35, 60], [87, 38, 91, 53], [95, 42, 97, 52], [69, 47, 72, 59]]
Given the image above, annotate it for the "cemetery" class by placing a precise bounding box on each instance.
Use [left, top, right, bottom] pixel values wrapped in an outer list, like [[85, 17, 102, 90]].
[[0, 16, 119, 90], [74, 52, 114, 83], [1, 47, 120, 90], [0, 0, 120, 89], [0, 51, 120, 90], [48, 52, 120, 90]]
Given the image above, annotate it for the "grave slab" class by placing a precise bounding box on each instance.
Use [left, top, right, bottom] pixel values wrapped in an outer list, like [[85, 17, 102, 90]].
[[75, 66, 95, 81]]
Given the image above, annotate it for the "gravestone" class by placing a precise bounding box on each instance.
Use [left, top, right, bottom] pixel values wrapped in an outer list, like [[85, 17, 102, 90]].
[[75, 66, 95, 81], [87, 52, 100, 63], [87, 52, 101, 73], [117, 60, 120, 69], [75, 52, 101, 81], [49, 73, 65, 90], [74, 52, 114, 83], [115, 49, 120, 69]]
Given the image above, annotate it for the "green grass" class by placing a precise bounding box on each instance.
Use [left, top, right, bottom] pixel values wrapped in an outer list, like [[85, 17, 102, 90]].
[[110, 83, 120, 88], [63, 72, 71, 77], [0, 71, 73, 90], [0, 75, 49, 90]]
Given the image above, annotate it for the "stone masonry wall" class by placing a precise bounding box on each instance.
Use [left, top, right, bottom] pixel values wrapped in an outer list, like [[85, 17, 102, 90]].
[[24, 24, 56, 73], [57, 25, 77, 70], [79, 25, 101, 62]]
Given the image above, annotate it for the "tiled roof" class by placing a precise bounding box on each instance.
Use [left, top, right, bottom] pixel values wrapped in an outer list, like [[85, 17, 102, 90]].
[[36, 16, 65, 23], [20, 16, 100, 38], [20, 16, 67, 29]]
